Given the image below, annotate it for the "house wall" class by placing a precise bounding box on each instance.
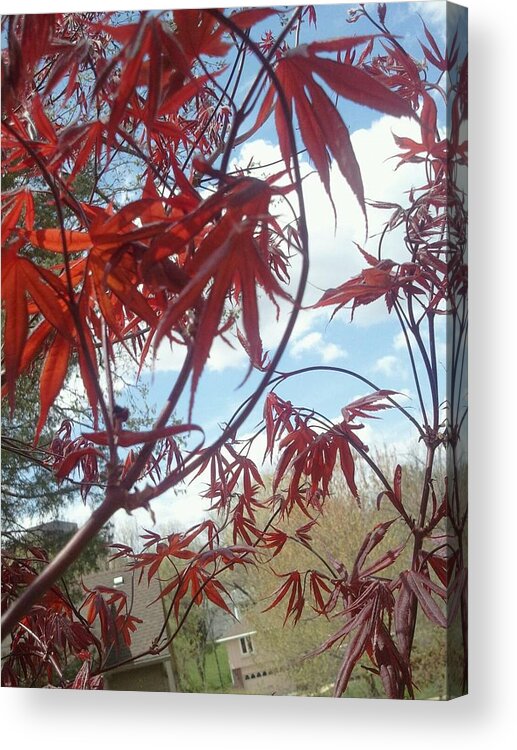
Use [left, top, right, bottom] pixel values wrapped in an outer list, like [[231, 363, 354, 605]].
[[226, 636, 255, 672], [105, 661, 171, 692], [224, 636, 287, 694]]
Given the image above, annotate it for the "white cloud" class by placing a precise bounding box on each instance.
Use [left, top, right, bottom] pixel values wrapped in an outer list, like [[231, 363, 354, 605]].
[[408, 1, 466, 47], [153, 340, 187, 372], [236, 115, 425, 291], [321, 342, 347, 363], [290, 331, 322, 357], [154, 333, 250, 374], [290, 331, 347, 363], [153, 115, 427, 376], [233, 139, 286, 179], [206, 337, 248, 372], [409, 1, 446, 29], [393, 331, 407, 350], [373, 355, 399, 377]]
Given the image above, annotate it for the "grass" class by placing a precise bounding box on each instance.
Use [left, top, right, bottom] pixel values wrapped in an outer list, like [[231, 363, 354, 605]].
[[177, 643, 233, 693]]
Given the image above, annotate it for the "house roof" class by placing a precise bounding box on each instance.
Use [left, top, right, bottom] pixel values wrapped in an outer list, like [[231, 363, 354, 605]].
[[206, 603, 236, 641], [31, 520, 78, 535], [206, 588, 256, 642], [81, 567, 170, 670], [214, 630, 257, 644]]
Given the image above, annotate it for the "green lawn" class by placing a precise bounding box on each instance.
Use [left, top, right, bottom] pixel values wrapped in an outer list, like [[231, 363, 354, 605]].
[[176, 643, 233, 693]]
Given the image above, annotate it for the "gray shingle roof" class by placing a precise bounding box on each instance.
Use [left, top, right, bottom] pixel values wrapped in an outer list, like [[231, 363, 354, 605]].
[[81, 567, 169, 668]]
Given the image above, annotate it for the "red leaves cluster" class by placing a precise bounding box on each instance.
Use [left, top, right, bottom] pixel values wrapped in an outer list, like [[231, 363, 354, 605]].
[[151, 176, 290, 406], [81, 584, 142, 651], [2, 11, 287, 432], [264, 570, 305, 625], [1, 8, 425, 469], [420, 20, 459, 73], [49, 420, 102, 500], [258, 35, 414, 215], [263, 568, 331, 626], [275, 421, 361, 511], [315, 245, 435, 319], [2, 166, 292, 437], [1, 550, 100, 688], [258, 517, 418, 697], [267, 389, 396, 514], [302, 520, 413, 698], [194, 441, 265, 512], [2, 15, 58, 115], [114, 521, 257, 622]]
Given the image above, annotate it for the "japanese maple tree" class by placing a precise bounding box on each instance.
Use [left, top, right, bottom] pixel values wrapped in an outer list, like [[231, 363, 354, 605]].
[[1, 3, 467, 698]]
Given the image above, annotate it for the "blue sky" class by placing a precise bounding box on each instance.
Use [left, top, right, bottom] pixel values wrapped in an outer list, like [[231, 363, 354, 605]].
[[54, 2, 457, 533]]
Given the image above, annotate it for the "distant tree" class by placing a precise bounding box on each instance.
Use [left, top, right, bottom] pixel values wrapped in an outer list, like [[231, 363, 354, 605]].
[[232, 454, 448, 698]]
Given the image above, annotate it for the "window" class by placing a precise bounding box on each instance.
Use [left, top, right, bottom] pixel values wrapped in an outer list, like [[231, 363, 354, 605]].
[[239, 635, 254, 655]]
